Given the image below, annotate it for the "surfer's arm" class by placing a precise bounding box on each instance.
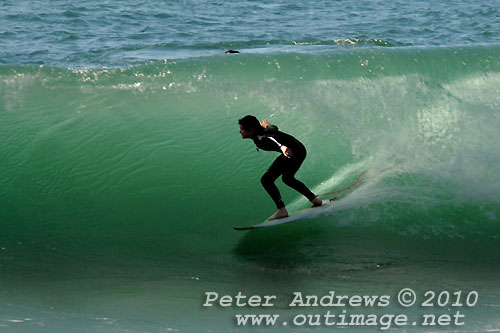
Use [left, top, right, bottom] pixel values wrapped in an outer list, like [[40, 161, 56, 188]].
[[267, 136, 292, 158], [281, 145, 292, 158]]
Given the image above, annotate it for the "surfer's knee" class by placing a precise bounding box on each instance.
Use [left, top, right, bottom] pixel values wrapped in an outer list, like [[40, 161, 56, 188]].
[[261, 172, 272, 186], [281, 174, 296, 186]]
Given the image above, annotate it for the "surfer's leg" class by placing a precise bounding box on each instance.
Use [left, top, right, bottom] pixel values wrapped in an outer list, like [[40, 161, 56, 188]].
[[281, 172, 315, 200], [281, 153, 322, 207], [282, 173, 323, 207], [261, 156, 285, 209], [261, 156, 290, 220], [261, 172, 284, 209]]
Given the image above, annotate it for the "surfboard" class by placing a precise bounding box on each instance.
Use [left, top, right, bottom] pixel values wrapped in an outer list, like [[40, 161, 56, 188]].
[[233, 170, 368, 230], [233, 196, 337, 231], [233, 169, 368, 231]]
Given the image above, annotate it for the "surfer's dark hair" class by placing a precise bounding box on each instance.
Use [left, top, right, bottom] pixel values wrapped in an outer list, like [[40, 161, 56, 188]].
[[238, 115, 263, 132]]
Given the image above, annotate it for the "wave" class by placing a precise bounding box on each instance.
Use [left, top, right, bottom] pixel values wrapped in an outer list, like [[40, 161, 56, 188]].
[[1, 45, 499, 262]]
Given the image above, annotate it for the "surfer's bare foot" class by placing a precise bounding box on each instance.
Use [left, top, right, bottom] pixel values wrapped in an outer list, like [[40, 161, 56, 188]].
[[268, 207, 288, 221], [310, 196, 323, 207]]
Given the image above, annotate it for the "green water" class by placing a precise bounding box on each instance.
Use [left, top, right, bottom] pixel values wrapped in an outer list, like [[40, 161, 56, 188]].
[[1, 45, 500, 331]]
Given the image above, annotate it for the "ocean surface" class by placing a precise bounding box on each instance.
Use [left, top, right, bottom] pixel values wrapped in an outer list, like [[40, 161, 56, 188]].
[[1, 0, 500, 331]]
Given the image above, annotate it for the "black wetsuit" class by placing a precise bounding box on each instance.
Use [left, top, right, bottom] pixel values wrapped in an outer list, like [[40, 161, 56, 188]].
[[252, 125, 315, 209]]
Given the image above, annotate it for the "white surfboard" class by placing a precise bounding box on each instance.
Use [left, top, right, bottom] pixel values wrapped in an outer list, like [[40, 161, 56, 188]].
[[233, 197, 336, 231]]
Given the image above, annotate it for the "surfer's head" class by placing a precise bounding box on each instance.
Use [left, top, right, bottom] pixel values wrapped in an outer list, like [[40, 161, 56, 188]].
[[238, 115, 263, 138]]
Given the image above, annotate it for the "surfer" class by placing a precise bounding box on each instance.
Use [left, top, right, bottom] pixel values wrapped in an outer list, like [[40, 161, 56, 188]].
[[238, 115, 323, 220]]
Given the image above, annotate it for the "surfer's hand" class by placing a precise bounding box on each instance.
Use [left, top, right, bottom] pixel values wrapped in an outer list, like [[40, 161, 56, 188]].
[[281, 145, 292, 158], [260, 119, 270, 128]]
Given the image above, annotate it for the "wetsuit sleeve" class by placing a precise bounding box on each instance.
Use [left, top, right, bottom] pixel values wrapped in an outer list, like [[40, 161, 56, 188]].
[[265, 131, 304, 152], [263, 125, 282, 148], [261, 132, 292, 151], [253, 128, 304, 153], [267, 136, 283, 148]]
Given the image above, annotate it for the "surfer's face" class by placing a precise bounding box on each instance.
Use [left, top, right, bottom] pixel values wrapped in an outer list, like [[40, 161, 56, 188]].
[[239, 124, 254, 139]]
